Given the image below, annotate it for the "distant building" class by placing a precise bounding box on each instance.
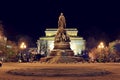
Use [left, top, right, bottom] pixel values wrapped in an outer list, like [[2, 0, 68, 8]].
[[37, 28, 85, 56]]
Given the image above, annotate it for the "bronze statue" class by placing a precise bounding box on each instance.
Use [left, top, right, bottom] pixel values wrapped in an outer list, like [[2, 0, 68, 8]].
[[54, 13, 70, 42], [58, 13, 66, 29]]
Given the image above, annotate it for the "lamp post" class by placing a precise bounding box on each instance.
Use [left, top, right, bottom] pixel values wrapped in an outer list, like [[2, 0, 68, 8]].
[[97, 42, 105, 62], [19, 42, 27, 62], [97, 42, 105, 53]]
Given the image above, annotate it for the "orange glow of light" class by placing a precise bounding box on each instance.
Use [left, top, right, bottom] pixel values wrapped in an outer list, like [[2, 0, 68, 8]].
[[20, 42, 27, 49], [98, 42, 104, 49]]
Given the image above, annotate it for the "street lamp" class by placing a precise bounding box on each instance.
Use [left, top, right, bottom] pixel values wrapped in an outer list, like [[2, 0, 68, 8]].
[[20, 42, 27, 49], [19, 42, 27, 62], [98, 42, 104, 49], [97, 42, 105, 62]]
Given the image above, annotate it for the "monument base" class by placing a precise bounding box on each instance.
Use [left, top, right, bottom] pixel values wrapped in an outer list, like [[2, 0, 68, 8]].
[[50, 49, 74, 56], [40, 56, 78, 63], [40, 49, 78, 63], [47, 56, 78, 63], [54, 42, 71, 49]]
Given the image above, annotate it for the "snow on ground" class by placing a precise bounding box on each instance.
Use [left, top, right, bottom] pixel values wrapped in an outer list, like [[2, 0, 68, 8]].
[[0, 62, 120, 80]]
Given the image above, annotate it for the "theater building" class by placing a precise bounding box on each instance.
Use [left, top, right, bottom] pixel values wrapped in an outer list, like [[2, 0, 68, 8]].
[[37, 28, 85, 56]]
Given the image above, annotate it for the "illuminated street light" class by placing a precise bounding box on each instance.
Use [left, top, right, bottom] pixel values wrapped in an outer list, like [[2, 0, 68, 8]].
[[20, 42, 27, 49], [19, 42, 27, 62], [98, 42, 104, 49]]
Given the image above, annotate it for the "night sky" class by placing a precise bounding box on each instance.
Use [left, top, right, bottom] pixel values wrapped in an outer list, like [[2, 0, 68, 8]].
[[0, 1, 120, 44]]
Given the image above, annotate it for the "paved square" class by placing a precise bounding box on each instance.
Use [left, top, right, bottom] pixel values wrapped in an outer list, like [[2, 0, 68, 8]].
[[0, 63, 120, 80]]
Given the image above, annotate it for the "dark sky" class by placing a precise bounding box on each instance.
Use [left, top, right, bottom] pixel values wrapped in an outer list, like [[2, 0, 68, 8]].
[[0, 1, 120, 44]]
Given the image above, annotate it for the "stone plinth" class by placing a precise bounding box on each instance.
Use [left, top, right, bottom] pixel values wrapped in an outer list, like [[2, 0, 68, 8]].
[[50, 49, 74, 56], [54, 42, 71, 49]]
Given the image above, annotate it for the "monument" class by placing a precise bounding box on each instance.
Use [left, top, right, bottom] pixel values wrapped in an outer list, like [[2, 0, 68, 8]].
[[41, 13, 78, 63], [50, 13, 74, 56]]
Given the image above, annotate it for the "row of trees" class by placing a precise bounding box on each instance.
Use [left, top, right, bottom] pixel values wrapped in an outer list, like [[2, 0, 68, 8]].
[[88, 40, 120, 62], [0, 21, 35, 62], [0, 21, 19, 61]]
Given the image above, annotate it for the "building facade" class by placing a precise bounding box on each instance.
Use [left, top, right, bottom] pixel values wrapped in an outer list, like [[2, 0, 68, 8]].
[[37, 28, 85, 56]]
